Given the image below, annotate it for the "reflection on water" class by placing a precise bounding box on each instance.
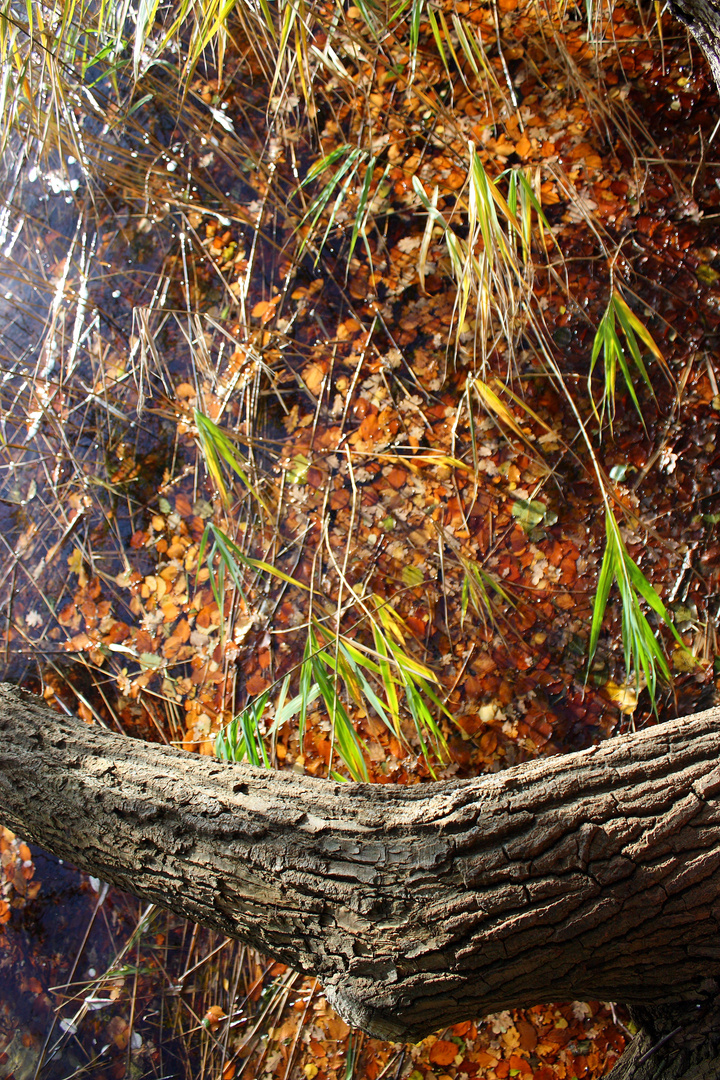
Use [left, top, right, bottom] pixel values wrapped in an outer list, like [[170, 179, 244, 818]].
[[0, 132, 192, 1073], [0, 836, 218, 1078], [0, 48, 295, 1071], [0, 134, 177, 682], [0, 842, 112, 1078]]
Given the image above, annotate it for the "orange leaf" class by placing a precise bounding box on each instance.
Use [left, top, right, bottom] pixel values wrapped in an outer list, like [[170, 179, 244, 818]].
[[508, 1054, 533, 1075], [516, 134, 532, 158], [57, 603, 78, 626], [429, 1040, 457, 1066], [162, 601, 180, 623], [163, 635, 183, 660], [104, 621, 131, 645], [196, 605, 214, 629], [301, 362, 326, 395], [203, 1004, 227, 1031], [475, 1051, 499, 1067], [66, 633, 93, 652], [136, 629, 154, 653], [480, 730, 498, 755], [324, 1016, 350, 1039], [251, 296, 280, 321]]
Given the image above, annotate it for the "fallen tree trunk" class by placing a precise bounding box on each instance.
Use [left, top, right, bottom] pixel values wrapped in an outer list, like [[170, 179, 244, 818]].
[[1, 684, 720, 1076], [668, 0, 720, 90]]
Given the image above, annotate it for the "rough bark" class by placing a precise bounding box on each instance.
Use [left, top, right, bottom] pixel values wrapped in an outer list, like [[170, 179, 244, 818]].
[[605, 1000, 720, 1080], [668, 0, 720, 90], [1, 684, 720, 1070]]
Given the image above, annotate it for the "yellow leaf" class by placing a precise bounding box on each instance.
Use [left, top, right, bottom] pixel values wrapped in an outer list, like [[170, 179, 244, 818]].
[[474, 378, 525, 440], [67, 547, 88, 587], [603, 679, 639, 714]]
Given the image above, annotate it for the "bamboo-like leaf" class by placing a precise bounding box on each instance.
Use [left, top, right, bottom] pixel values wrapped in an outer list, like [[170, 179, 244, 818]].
[[613, 292, 666, 366], [427, 5, 451, 78], [587, 510, 692, 707], [298, 146, 368, 261], [195, 411, 268, 510], [474, 377, 526, 440], [216, 692, 271, 767], [269, 0, 298, 101], [372, 622, 401, 732], [134, 0, 160, 78], [587, 515, 620, 666], [338, 644, 392, 730], [311, 650, 367, 780], [414, 178, 443, 293], [452, 14, 501, 92], [348, 155, 376, 263], [349, 0, 380, 38], [460, 557, 514, 630], [588, 292, 667, 437], [271, 677, 321, 729], [299, 630, 314, 748], [387, 644, 438, 684]]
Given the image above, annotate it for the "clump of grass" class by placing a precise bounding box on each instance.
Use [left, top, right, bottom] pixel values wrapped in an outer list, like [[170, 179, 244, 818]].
[[194, 410, 268, 511], [215, 690, 272, 767], [297, 144, 390, 269], [459, 555, 514, 632], [202, 522, 453, 778], [414, 145, 552, 364], [589, 289, 668, 435], [588, 509, 690, 706]]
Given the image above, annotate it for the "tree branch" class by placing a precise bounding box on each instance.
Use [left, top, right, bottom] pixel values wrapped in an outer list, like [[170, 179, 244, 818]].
[[0, 683, 719, 1048]]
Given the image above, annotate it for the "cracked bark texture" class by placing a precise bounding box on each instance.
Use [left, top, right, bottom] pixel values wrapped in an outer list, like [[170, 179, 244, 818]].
[[1, 684, 720, 1073], [604, 1000, 720, 1080], [668, 0, 720, 90]]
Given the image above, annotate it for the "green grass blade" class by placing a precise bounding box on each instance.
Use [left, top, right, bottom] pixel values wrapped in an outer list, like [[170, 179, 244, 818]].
[[587, 512, 619, 668]]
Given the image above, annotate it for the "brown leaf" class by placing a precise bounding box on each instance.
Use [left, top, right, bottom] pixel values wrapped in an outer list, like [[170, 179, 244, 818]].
[[175, 493, 194, 516], [386, 466, 408, 489], [517, 1020, 538, 1051], [107, 1016, 129, 1049], [480, 730, 498, 755], [246, 672, 270, 696]]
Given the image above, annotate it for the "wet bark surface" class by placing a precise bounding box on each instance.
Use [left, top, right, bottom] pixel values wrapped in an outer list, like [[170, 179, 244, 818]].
[[0, 683, 720, 1073], [605, 999, 720, 1079], [669, 0, 720, 89]]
